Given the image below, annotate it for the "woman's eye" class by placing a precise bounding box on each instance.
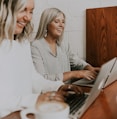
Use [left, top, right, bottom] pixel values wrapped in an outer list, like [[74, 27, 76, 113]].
[[62, 21, 65, 24], [54, 20, 58, 23], [30, 10, 33, 14], [19, 8, 26, 14]]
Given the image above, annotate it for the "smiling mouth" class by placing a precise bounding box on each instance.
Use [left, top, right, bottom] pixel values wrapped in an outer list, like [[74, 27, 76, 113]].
[[17, 21, 26, 28], [57, 28, 64, 32], [57, 30, 63, 34]]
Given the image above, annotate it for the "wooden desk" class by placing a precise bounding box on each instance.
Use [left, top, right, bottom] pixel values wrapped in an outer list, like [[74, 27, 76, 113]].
[[2, 81, 117, 119], [81, 81, 117, 119]]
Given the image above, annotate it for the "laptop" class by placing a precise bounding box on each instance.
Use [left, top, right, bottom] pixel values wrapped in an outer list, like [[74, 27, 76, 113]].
[[72, 57, 117, 88], [68, 57, 117, 119], [103, 57, 117, 88]]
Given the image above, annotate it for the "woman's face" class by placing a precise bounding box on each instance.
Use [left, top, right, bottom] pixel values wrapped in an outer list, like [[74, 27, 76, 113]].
[[14, 0, 34, 35], [47, 13, 65, 39]]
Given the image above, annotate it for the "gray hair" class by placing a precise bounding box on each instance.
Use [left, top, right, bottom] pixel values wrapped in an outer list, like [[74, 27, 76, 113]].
[[0, 0, 33, 43], [35, 8, 65, 44]]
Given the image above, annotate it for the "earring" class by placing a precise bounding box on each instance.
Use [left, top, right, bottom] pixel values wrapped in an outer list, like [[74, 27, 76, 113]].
[[44, 29, 47, 37]]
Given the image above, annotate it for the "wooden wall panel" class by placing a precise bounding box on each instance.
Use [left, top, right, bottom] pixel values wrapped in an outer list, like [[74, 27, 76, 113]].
[[86, 6, 117, 67]]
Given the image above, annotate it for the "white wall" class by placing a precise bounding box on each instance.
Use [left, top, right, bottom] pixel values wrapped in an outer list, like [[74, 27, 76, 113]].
[[32, 0, 117, 60]]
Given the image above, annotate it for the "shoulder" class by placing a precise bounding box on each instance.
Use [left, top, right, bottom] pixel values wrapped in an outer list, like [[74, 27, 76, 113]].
[[31, 39, 40, 46], [60, 40, 69, 53], [31, 38, 44, 47]]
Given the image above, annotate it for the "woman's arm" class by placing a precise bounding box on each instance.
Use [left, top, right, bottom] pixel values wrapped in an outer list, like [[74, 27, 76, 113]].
[[32, 60, 64, 93], [62, 41, 100, 81]]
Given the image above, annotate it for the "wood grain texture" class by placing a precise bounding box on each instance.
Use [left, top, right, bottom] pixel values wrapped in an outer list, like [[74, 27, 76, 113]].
[[86, 6, 117, 67], [81, 81, 117, 119]]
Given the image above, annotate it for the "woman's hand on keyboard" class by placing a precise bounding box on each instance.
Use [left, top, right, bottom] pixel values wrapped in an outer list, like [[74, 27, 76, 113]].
[[57, 84, 84, 100]]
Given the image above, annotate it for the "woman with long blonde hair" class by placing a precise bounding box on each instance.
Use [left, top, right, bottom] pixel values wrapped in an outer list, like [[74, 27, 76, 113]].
[[0, 0, 63, 117]]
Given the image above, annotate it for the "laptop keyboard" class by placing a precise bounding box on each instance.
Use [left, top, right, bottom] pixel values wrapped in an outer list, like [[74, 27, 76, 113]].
[[66, 93, 88, 114]]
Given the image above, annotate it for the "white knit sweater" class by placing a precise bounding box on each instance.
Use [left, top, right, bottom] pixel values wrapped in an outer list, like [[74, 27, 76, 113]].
[[0, 39, 63, 117]]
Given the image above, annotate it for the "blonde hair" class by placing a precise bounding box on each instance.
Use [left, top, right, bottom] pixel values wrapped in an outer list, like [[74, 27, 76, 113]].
[[0, 0, 33, 43], [35, 8, 65, 44]]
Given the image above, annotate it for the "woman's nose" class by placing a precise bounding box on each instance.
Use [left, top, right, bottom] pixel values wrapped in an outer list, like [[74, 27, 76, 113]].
[[24, 13, 32, 21], [59, 22, 64, 27]]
